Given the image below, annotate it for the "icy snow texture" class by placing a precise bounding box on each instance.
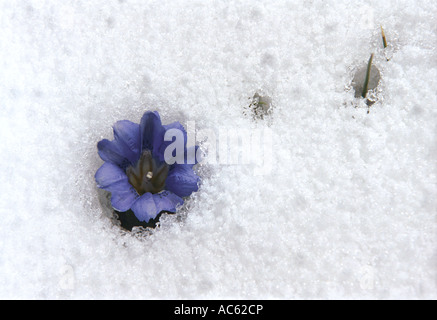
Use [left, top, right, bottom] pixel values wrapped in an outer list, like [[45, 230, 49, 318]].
[[0, 0, 436, 299]]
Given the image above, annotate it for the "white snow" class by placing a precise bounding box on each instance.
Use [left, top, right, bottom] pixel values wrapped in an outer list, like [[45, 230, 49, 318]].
[[0, 0, 436, 299]]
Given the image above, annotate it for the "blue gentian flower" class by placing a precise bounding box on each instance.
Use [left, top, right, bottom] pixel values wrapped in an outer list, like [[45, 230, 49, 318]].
[[95, 111, 200, 223]]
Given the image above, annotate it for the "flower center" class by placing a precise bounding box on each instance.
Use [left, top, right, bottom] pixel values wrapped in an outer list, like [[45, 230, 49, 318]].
[[126, 150, 169, 195]]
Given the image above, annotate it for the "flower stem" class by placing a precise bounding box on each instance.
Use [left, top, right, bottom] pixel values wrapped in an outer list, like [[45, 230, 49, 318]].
[[362, 53, 374, 98], [381, 25, 387, 48]]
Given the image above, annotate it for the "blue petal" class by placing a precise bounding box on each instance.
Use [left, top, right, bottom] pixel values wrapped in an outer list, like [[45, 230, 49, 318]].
[[97, 139, 131, 169], [153, 191, 183, 213], [162, 121, 199, 166], [161, 121, 186, 158], [163, 121, 187, 135], [165, 165, 200, 197], [95, 162, 139, 211], [131, 191, 184, 222], [131, 193, 158, 222], [95, 162, 127, 190], [140, 111, 165, 156], [113, 120, 141, 165], [111, 189, 139, 212]]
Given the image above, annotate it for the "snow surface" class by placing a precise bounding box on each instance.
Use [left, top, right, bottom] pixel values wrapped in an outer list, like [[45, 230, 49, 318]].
[[0, 0, 436, 299]]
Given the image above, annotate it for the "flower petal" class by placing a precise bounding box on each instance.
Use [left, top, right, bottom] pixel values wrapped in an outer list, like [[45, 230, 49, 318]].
[[95, 162, 127, 191], [111, 189, 139, 212], [162, 121, 199, 166], [130, 191, 184, 222], [165, 165, 200, 197], [131, 193, 158, 222], [163, 121, 187, 135], [97, 139, 131, 169], [95, 162, 139, 211], [140, 111, 165, 156], [113, 120, 141, 165], [161, 121, 184, 163], [153, 191, 183, 213]]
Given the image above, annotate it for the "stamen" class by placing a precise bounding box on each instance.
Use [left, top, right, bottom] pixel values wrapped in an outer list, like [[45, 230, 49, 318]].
[[153, 164, 169, 190], [125, 150, 169, 195]]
